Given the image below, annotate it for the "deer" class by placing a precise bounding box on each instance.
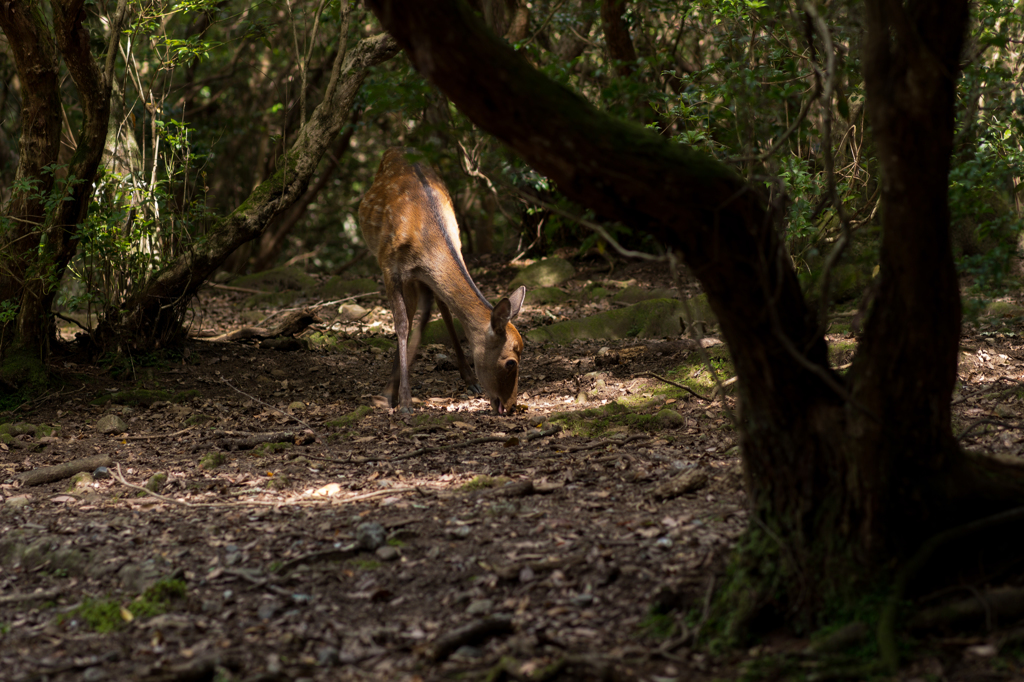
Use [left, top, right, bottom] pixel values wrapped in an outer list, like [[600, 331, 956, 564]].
[[358, 147, 527, 414]]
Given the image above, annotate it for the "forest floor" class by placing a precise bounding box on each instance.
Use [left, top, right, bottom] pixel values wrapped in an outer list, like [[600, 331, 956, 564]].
[[2, 255, 1024, 682]]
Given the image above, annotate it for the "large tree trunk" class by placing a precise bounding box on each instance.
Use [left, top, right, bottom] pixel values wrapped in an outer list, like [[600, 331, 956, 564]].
[[366, 0, 1024, 638], [0, 0, 125, 381], [94, 30, 399, 351]]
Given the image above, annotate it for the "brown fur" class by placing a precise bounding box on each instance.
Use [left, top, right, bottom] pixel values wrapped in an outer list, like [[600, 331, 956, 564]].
[[358, 147, 526, 414]]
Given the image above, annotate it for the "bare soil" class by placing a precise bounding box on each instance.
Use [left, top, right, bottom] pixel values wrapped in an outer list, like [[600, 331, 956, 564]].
[[2, 258, 1024, 682]]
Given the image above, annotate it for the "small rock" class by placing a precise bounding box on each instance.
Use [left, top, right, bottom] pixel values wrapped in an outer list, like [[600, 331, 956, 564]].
[[96, 414, 128, 435], [570, 593, 594, 607], [655, 409, 685, 428], [316, 646, 340, 666], [82, 667, 108, 682], [595, 347, 620, 368], [465, 599, 493, 615], [5, 495, 31, 508], [575, 391, 588, 404], [337, 304, 370, 321], [452, 645, 485, 660], [288, 401, 306, 412], [257, 599, 282, 621], [93, 466, 111, 479], [144, 472, 167, 493], [375, 545, 399, 562], [356, 521, 386, 551], [528, 414, 547, 427], [445, 525, 472, 540]]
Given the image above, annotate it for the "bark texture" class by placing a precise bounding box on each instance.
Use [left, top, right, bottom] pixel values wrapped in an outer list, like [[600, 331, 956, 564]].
[[366, 0, 1024, 634]]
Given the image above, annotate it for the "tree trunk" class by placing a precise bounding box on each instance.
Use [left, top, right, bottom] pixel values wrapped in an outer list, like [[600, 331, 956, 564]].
[[600, 0, 637, 77], [0, 0, 125, 377], [366, 0, 1024, 638], [94, 31, 399, 351]]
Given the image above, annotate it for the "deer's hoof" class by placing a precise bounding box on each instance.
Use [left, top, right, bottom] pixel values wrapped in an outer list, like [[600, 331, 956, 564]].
[[467, 384, 483, 395]]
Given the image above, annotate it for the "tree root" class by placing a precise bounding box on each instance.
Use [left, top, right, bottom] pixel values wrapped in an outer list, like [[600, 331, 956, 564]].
[[879, 504, 1024, 671]]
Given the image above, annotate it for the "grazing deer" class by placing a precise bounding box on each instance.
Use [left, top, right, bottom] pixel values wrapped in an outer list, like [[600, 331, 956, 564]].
[[358, 147, 527, 414]]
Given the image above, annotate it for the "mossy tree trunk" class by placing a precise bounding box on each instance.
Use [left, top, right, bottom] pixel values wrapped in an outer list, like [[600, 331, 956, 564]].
[[93, 30, 399, 352], [367, 0, 1024, 636], [0, 0, 126, 385]]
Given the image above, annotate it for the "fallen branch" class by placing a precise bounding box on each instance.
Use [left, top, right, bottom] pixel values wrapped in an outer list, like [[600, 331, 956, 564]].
[[16, 454, 111, 487], [209, 428, 316, 451], [427, 615, 515, 661], [198, 309, 319, 343], [125, 428, 193, 441], [0, 587, 63, 604], [641, 372, 712, 402], [387, 424, 562, 461]]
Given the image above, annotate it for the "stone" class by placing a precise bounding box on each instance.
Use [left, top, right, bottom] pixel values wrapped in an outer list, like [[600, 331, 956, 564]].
[[96, 414, 128, 435], [509, 257, 575, 289]]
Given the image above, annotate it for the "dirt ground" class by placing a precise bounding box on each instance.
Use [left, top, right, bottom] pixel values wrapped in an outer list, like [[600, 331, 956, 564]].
[[2, 257, 1024, 682]]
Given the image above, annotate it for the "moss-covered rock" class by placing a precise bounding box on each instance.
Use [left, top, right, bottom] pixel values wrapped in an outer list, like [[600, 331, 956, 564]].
[[509, 257, 575, 289], [526, 298, 688, 344], [326, 405, 374, 429], [232, 266, 318, 293], [422, 317, 466, 345], [526, 287, 571, 305], [612, 286, 678, 304], [322, 276, 380, 298]]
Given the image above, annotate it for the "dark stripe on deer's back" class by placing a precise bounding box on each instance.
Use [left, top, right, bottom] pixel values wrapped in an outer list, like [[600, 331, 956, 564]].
[[412, 164, 492, 310]]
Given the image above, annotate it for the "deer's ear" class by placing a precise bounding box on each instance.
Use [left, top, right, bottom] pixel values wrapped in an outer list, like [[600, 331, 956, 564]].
[[507, 286, 526, 320]]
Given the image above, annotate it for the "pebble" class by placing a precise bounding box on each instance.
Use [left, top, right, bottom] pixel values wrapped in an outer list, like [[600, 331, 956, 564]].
[[96, 414, 128, 435], [375, 545, 399, 562], [356, 522, 386, 551], [93, 466, 111, 479], [571, 593, 594, 607], [465, 599, 493, 615], [444, 525, 472, 540]]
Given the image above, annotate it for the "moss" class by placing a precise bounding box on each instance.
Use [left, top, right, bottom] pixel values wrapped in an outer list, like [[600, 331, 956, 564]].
[[611, 285, 678, 304], [508, 257, 575, 289], [364, 337, 396, 351], [422, 317, 466, 345], [200, 452, 226, 469], [461, 475, 510, 490], [184, 414, 214, 427], [321, 276, 379, 298], [253, 442, 290, 456], [325, 405, 373, 429], [525, 287, 571, 305], [144, 472, 167, 493], [172, 390, 200, 403], [232, 265, 318, 293], [527, 298, 691, 344], [307, 332, 359, 353], [984, 300, 1024, 320], [349, 558, 381, 571], [62, 578, 186, 632], [266, 474, 291, 490]]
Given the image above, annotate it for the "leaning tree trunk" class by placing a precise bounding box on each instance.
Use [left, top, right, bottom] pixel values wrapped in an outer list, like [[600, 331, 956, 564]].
[[94, 30, 398, 351], [366, 0, 1024, 636]]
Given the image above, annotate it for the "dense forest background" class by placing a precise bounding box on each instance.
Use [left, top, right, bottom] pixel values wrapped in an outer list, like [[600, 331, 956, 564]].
[[3, 0, 1023, 364], [5, 0, 1024, 677]]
